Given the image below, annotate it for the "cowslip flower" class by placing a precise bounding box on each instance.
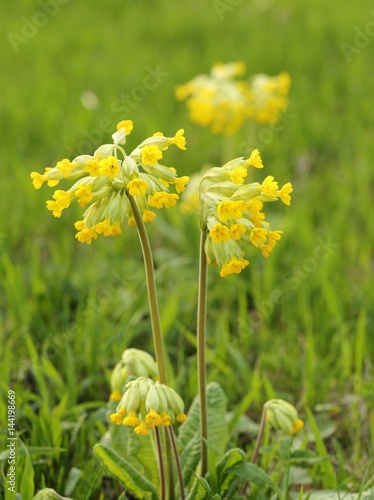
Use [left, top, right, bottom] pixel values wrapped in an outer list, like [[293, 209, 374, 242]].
[[248, 72, 291, 124], [199, 149, 292, 277], [109, 348, 158, 402], [264, 399, 304, 435], [110, 377, 187, 436], [30, 121, 189, 243], [175, 61, 251, 135]]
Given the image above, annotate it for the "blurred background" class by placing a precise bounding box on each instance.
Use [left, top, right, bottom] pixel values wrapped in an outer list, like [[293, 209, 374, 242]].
[[1, 0, 373, 496]]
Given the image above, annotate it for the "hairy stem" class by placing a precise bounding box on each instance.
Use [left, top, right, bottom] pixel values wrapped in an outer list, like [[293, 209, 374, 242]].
[[197, 230, 209, 476]]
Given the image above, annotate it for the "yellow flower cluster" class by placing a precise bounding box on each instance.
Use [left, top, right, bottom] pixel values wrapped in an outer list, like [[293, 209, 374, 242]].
[[110, 377, 187, 436], [176, 62, 291, 134], [199, 150, 292, 277], [30, 121, 189, 243]]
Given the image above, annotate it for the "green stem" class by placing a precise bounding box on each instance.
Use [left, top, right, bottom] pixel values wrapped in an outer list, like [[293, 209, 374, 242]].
[[128, 195, 167, 384], [241, 407, 267, 495], [167, 427, 185, 500], [197, 230, 209, 476], [251, 407, 267, 464], [128, 195, 183, 499], [155, 427, 166, 500]]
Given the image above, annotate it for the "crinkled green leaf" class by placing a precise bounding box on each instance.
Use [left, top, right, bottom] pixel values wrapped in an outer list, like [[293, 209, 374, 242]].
[[186, 477, 211, 500], [178, 382, 228, 461], [226, 462, 284, 500], [216, 447, 246, 492], [102, 420, 159, 489], [180, 433, 201, 487], [93, 444, 158, 500]]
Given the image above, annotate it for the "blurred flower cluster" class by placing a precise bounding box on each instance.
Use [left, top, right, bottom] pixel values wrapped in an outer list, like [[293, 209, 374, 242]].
[[31, 120, 189, 243], [110, 377, 186, 436], [109, 348, 158, 402], [199, 149, 292, 277], [176, 61, 291, 135]]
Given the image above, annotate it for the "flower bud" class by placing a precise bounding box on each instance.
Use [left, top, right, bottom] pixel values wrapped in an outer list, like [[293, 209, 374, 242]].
[[264, 399, 304, 434], [122, 348, 158, 379], [94, 144, 115, 158], [110, 361, 128, 401]]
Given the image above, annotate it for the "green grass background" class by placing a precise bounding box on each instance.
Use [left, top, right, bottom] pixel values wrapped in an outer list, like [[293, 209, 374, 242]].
[[0, 0, 373, 497]]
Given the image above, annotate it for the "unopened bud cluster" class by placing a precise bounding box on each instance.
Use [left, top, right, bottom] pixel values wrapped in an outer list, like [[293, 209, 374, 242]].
[[110, 377, 187, 436], [31, 120, 189, 243], [264, 399, 304, 435], [110, 348, 158, 402], [199, 150, 292, 277], [176, 61, 291, 134]]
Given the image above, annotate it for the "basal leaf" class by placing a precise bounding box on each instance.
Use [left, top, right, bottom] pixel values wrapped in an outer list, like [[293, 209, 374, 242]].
[[216, 447, 246, 492], [226, 462, 284, 500], [180, 434, 202, 487], [178, 382, 228, 460], [103, 420, 159, 489], [186, 477, 211, 500], [93, 444, 158, 500]]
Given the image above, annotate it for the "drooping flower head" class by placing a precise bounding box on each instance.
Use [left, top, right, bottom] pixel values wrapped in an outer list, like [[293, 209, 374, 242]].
[[109, 348, 158, 402], [175, 61, 251, 135], [30, 121, 189, 243], [199, 149, 292, 277], [264, 399, 304, 435], [110, 377, 187, 436], [248, 72, 291, 124]]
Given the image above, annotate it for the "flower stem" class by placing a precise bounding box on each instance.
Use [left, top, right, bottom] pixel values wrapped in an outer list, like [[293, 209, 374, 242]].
[[197, 230, 209, 476], [128, 196, 167, 384], [155, 427, 166, 500], [251, 407, 267, 464], [167, 427, 186, 500], [241, 407, 267, 495], [128, 196, 183, 499]]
